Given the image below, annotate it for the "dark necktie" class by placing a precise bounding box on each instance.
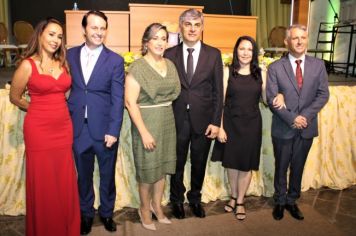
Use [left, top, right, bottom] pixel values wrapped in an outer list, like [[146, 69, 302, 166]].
[[295, 59, 303, 89], [187, 48, 194, 84]]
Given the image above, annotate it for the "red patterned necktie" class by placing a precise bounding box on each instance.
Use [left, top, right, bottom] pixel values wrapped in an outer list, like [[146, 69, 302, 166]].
[[295, 59, 303, 89]]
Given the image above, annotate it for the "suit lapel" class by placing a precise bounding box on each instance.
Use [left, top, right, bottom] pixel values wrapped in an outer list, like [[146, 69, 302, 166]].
[[176, 43, 189, 87], [282, 55, 300, 95], [190, 42, 206, 86], [87, 46, 108, 86], [74, 44, 86, 86], [300, 55, 311, 97]]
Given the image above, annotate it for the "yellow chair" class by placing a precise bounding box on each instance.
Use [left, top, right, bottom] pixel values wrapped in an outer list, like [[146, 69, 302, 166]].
[[0, 22, 9, 44], [13, 21, 34, 46], [264, 26, 288, 57], [268, 26, 287, 47], [0, 22, 19, 67]]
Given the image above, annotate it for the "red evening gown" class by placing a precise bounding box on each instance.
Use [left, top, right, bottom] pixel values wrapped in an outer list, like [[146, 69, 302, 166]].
[[24, 58, 80, 236]]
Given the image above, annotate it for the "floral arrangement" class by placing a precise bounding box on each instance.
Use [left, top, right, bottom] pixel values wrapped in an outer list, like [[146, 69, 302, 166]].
[[222, 53, 233, 66], [259, 55, 280, 70], [120, 52, 142, 72], [221, 52, 280, 69], [120, 50, 280, 71]]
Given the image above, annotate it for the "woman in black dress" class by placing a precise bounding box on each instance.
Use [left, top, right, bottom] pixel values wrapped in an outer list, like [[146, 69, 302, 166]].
[[212, 36, 281, 220]]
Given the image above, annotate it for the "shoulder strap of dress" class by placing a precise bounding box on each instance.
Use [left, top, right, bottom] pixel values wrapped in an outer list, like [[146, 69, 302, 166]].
[[26, 58, 39, 75]]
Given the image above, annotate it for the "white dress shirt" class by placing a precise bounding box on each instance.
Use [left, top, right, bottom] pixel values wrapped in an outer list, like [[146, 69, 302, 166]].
[[288, 53, 305, 77], [80, 44, 103, 84], [80, 44, 103, 117]]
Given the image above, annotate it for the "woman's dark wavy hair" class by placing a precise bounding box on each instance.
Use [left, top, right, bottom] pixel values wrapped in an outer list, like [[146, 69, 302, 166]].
[[20, 17, 67, 70], [231, 35, 261, 82]]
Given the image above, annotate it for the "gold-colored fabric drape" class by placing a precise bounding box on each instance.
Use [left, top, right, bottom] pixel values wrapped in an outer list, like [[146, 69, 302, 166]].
[[251, 0, 291, 48], [0, 84, 355, 215], [0, 89, 26, 215], [302, 85, 356, 190], [0, 0, 9, 34]]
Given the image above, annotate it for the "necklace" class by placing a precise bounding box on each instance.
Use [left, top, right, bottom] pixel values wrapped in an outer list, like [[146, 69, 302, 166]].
[[146, 56, 166, 75], [154, 61, 165, 74], [39, 58, 55, 75]]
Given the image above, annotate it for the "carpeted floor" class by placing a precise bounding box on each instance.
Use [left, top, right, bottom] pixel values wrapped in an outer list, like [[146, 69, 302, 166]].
[[1, 187, 355, 235], [89, 204, 346, 236]]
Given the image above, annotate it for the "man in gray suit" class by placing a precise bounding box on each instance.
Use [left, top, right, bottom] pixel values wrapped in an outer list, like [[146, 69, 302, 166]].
[[266, 24, 329, 221]]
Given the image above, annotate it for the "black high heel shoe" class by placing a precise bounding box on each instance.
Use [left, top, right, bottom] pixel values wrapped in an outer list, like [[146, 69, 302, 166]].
[[224, 196, 237, 213], [234, 203, 246, 221]]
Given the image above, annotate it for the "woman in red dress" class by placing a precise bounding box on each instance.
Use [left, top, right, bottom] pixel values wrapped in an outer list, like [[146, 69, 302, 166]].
[[9, 18, 80, 236]]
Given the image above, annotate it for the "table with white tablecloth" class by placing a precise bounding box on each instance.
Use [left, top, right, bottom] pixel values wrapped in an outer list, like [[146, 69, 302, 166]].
[[0, 84, 355, 216]]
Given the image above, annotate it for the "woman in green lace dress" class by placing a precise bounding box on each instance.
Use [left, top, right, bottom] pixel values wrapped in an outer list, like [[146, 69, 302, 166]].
[[125, 23, 180, 230]]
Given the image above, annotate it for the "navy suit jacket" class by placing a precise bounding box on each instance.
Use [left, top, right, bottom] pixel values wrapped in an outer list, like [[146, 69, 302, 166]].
[[266, 54, 329, 139], [164, 42, 223, 134], [67, 44, 125, 141]]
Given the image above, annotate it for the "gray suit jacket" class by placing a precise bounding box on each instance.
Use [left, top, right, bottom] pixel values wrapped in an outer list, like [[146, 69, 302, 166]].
[[266, 54, 329, 139]]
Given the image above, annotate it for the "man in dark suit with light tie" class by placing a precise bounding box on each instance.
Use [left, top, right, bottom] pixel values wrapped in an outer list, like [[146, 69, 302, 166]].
[[266, 24, 329, 221], [165, 8, 223, 219], [67, 11, 125, 234]]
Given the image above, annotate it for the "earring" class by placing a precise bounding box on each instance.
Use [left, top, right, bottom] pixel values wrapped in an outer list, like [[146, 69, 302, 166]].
[[144, 45, 147, 51]]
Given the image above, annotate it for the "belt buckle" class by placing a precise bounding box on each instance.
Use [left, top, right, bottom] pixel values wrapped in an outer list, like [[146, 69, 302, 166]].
[[186, 104, 190, 111]]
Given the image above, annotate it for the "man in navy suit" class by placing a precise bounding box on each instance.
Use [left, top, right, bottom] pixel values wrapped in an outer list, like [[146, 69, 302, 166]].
[[165, 8, 223, 219], [67, 10, 124, 234], [266, 24, 329, 221]]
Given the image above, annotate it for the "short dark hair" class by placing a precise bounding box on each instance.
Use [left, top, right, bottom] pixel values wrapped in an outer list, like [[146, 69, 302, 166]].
[[82, 10, 108, 29]]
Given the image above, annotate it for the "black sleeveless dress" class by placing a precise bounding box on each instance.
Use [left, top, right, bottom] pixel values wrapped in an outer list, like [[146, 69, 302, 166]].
[[211, 72, 262, 171]]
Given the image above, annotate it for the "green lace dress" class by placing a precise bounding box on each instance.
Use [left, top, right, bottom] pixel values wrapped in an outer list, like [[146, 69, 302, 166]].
[[128, 57, 181, 183]]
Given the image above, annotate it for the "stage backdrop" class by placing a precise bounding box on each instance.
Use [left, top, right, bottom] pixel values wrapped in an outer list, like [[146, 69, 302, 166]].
[[10, 0, 250, 26]]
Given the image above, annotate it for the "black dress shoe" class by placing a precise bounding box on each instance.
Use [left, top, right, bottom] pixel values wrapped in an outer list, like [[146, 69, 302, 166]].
[[100, 217, 117, 232], [189, 203, 206, 218], [272, 204, 285, 220], [172, 203, 185, 219], [80, 216, 93, 235], [285, 204, 304, 220]]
